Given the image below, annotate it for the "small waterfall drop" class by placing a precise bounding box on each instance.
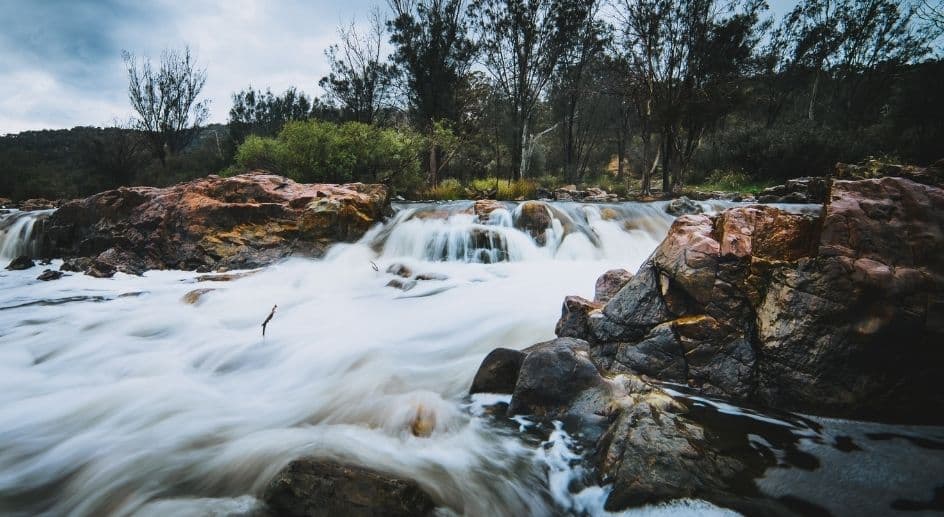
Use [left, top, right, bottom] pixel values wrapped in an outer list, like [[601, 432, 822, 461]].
[[0, 209, 52, 261]]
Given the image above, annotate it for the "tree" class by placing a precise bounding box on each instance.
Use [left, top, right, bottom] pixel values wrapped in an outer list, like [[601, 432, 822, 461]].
[[471, 0, 596, 180], [614, 0, 766, 193], [320, 9, 396, 124], [387, 0, 477, 184], [918, 0, 944, 33], [228, 87, 316, 144], [122, 46, 209, 165], [79, 120, 146, 188]]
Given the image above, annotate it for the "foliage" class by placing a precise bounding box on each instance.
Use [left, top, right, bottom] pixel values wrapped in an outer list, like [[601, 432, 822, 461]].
[[234, 120, 424, 194], [122, 46, 209, 165], [228, 87, 317, 145]]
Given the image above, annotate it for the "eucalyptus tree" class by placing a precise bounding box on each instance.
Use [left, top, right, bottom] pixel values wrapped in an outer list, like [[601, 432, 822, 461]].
[[122, 46, 209, 165], [320, 9, 396, 125], [387, 0, 477, 184], [470, 0, 597, 180], [228, 87, 315, 144]]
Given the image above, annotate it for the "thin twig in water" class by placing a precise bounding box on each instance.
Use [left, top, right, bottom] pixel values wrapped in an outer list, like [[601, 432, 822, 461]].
[[369, 261, 379, 271], [262, 304, 277, 336]]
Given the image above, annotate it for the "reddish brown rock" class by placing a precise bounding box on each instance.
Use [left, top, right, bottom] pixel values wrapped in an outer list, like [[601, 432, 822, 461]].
[[41, 172, 389, 272], [594, 268, 633, 303], [514, 201, 553, 245], [473, 199, 505, 222]]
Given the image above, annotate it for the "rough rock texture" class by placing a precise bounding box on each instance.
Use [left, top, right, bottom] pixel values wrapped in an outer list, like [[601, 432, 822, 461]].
[[555, 296, 603, 339], [473, 199, 505, 222], [40, 172, 389, 273], [469, 348, 525, 394], [513, 201, 553, 245], [36, 269, 64, 281], [594, 268, 634, 303], [835, 158, 943, 187], [758, 176, 830, 204], [665, 196, 703, 216], [263, 459, 435, 517], [5, 255, 34, 270], [509, 337, 608, 418], [566, 177, 944, 423]]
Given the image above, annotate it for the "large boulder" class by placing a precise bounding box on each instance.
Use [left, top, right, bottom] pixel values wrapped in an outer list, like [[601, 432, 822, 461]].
[[40, 172, 389, 272], [567, 177, 944, 423], [593, 268, 633, 303], [513, 201, 553, 245], [263, 459, 435, 517], [469, 348, 525, 394]]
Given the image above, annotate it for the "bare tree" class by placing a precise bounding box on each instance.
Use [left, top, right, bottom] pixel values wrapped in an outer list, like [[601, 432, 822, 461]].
[[471, 0, 596, 180], [917, 0, 944, 33], [122, 46, 209, 165], [320, 8, 395, 124]]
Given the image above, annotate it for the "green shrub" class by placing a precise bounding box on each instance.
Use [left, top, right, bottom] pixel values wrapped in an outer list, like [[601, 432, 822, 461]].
[[423, 178, 464, 200], [234, 120, 424, 194]]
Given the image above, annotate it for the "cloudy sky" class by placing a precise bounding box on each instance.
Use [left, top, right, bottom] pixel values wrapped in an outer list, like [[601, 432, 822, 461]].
[[0, 0, 796, 135]]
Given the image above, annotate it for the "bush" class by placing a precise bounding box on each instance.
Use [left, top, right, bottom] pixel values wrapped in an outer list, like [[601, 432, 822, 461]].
[[234, 120, 424, 194], [423, 178, 464, 200]]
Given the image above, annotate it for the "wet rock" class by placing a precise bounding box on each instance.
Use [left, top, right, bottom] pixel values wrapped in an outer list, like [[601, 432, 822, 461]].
[[182, 288, 215, 305], [40, 172, 389, 272], [415, 272, 448, 281], [514, 201, 553, 245], [0, 197, 12, 208], [86, 261, 116, 278], [470, 348, 525, 394], [195, 271, 258, 282], [5, 255, 34, 270], [555, 296, 602, 339], [598, 393, 747, 510], [60, 257, 93, 272], [386, 263, 412, 278], [509, 337, 606, 418], [36, 269, 64, 281], [594, 268, 633, 303], [576, 176, 944, 422], [473, 199, 504, 222], [263, 459, 435, 517], [665, 196, 703, 216], [386, 278, 417, 291]]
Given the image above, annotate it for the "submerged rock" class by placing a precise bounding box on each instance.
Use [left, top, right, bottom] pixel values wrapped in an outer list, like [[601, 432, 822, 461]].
[[40, 172, 389, 272], [36, 269, 64, 281], [514, 201, 553, 245], [263, 459, 435, 517], [182, 288, 215, 305], [5, 255, 34, 270]]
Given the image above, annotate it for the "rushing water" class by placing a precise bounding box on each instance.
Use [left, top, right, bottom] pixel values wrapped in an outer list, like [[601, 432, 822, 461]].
[[0, 201, 940, 517]]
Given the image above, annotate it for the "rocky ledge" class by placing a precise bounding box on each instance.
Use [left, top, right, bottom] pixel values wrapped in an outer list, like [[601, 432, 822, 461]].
[[471, 174, 943, 512], [38, 172, 389, 275]]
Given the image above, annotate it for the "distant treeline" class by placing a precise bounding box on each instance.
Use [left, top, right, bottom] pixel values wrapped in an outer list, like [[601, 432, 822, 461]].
[[1, 0, 942, 200]]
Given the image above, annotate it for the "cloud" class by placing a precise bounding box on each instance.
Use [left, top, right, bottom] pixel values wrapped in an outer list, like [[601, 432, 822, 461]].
[[0, 0, 377, 134]]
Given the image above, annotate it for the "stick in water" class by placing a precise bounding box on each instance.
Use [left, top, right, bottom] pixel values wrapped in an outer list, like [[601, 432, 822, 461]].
[[262, 304, 277, 336], [370, 260, 379, 271]]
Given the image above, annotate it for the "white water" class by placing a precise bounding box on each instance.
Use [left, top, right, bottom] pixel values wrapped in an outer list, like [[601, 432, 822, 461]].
[[0, 210, 52, 262], [0, 200, 785, 516]]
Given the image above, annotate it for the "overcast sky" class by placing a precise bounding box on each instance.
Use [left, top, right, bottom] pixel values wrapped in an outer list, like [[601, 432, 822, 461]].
[[0, 0, 796, 135]]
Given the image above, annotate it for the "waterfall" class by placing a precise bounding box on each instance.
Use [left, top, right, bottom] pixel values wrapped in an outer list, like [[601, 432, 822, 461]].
[[0, 209, 52, 261]]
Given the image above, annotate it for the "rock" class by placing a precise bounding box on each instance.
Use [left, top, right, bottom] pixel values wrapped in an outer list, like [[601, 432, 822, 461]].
[[36, 269, 64, 281], [40, 172, 389, 272], [509, 337, 606, 418], [0, 197, 12, 208], [555, 296, 602, 339], [415, 272, 448, 281], [263, 459, 435, 517], [665, 196, 703, 216], [513, 201, 553, 245], [182, 288, 215, 305], [86, 261, 116, 278], [597, 393, 747, 510], [18, 198, 57, 211], [5, 255, 34, 270], [473, 199, 504, 222], [757, 176, 829, 204], [195, 271, 258, 282], [470, 348, 525, 394], [386, 263, 412, 278], [594, 268, 633, 303], [386, 278, 417, 291], [60, 257, 93, 272], [577, 176, 944, 422], [835, 159, 944, 187]]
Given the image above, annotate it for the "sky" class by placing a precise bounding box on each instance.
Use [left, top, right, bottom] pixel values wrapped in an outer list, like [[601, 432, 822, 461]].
[[0, 0, 796, 135]]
